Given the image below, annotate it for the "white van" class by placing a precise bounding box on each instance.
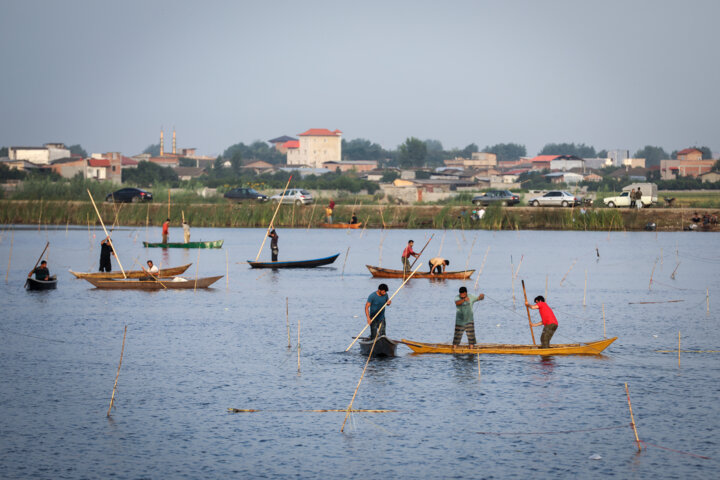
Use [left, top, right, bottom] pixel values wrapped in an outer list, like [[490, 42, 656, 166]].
[[603, 183, 657, 208]]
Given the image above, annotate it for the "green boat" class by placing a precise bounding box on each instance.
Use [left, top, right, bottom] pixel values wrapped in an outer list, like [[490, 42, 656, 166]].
[[143, 240, 224, 249]]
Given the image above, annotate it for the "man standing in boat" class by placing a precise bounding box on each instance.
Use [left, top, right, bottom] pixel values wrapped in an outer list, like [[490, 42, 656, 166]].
[[99, 236, 114, 272], [350, 212, 358, 224], [428, 257, 450, 275], [29, 260, 50, 281], [453, 286, 484, 346], [525, 295, 558, 348], [268, 229, 279, 262], [162, 218, 170, 244], [182, 220, 190, 243], [401, 240, 419, 274], [366, 283, 391, 339]]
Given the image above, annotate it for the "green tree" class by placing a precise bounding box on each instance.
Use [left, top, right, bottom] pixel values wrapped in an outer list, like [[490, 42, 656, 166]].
[[214, 155, 224, 170], [223, 140, 285, 164], [713, 159, 720, 172], [397, 137, 427, 168], [67, 144, 87, 158], [122, 161, 178, 186], [0, 146, 8, 157], [539, 142, 596, 157], [142, 143, 160, 156], [424, 139, 444, 166], [597, 149, 608, 158], [342, 138, 387, 160], [633, 145, 668, 167], [485, 143, 527, 162], [461, 143, 479, 158], [381, 170, 400, 182]]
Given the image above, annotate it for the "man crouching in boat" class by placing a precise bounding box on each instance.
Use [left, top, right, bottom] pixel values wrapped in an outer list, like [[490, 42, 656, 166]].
[[366, 283, 391, 339], [454, 287, 484, 346], [526, 295, 558, 348]]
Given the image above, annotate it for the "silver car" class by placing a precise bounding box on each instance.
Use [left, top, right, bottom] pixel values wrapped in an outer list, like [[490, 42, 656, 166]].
[[270, 188, 314, 205], [528, 190, 580, 207]]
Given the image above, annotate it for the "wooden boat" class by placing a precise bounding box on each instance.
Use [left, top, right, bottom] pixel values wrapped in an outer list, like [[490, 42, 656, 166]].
[[142, 240, 223, 249], [318, 222, 362, 229], [83, 275, 223, 290], [26, 275, 58, 291], [366, 265, 474, 280], [69, 263, 192, 279], [247, 253, 340, 269], [358, 336, 398, 357], [400, 337, 617, 355]]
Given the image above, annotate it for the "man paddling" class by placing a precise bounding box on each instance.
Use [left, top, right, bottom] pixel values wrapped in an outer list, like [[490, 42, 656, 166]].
[[401, 240, 419, 274], [366, 283, 391, 339], [525, 295, 558, 348], [453, 286, 484, 346], [29, 260, 50, 281]]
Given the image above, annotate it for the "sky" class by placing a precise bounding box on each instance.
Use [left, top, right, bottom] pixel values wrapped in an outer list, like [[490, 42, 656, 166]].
[[1, 0, 718, 158]]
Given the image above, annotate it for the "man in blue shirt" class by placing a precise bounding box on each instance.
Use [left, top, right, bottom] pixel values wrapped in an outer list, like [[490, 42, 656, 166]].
[[365, 283, 391, 339]]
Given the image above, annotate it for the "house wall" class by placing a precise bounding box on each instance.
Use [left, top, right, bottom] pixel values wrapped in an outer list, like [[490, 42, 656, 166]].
[[678, 151, 702, 162], [9, 148, 49, 164], [550, 159, 584, 171], [287, 134, 342, 168]]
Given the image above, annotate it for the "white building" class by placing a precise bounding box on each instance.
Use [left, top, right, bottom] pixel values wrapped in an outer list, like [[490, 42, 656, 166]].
[[286, 128, 342, 168], [8, 143, 71, 165]]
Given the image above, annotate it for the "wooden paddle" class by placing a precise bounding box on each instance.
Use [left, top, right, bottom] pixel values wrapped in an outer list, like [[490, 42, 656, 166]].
[[345, 261, 424, 352], [521, 279, 537, 346], [254, 175, 292, 262], [24, 241, 49, 287]]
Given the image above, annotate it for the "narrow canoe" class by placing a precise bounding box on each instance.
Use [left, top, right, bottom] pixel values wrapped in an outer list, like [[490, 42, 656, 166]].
[[247, 253, 340, 269], [400, 337, 617, 355], [69, 263, 192, 279], [83, 275, 223, 290], [358, 336, 398, 357], [366, 265, 474, 280], [318, 223, 362, 229], [26, 275, 58, 290], [142, 240, 224, 249]]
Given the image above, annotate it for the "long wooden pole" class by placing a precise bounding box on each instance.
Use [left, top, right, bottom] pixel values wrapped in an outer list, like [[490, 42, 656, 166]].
[[341, 246, 350, 278], [345, 262, 423, 352], [107, 325, 127, 417], [87, 189, 126, 278], [24, 241, 49, 287], [624, 382, 643, 452], [286, 297, 291, 349], [167, 190, 171, 219], [297, 315, 301, 375], [408, 233, 435, 270], [255, 175, 292, 261], [521, 280, 537, 346]]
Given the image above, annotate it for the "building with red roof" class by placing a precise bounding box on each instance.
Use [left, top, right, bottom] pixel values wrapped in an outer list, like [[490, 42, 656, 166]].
[[287, 128, 342, 168], [676, 148, 702, 162]]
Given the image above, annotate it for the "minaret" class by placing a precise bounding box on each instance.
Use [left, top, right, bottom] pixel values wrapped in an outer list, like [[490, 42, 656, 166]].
[[160, 129, 164, 156], [172, 128, 176, 155]]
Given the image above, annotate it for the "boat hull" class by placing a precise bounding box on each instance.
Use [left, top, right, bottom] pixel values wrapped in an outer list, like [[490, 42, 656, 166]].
[[247, 253, 340, 269], [318, 223, 362, 229], [83, 275, 223, 290], [358, 336, 398, 357], [400, 337, 617, 355], [142, 240, 223, 249], [69, 263, 192, 279], [26, 276, 58, 290], [366, 265, 474, 279]]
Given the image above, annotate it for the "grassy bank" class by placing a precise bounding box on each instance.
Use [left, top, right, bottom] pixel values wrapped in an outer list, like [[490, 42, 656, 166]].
[[2, 200, 716, 231]]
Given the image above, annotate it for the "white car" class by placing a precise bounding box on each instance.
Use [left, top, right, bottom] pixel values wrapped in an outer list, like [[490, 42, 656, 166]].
[[270, 188, 314, 205], [528, 191, 580, 207]]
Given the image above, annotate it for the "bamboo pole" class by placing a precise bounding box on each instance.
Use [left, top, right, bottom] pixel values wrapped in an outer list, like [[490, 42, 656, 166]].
[[511, 259, 516, 309], [378, 231, 385, 267], [583, 269, 587, 307], [602, 303, 606, 338], [255, 176, 292, 261], [341, 320, 383, 432], [437, 230, 446, 256], [194, 249, 200, 293], [476, 246, 490, 282], [297, 315, 301, 375], [559, 259, 577, 286], [167, 190, 171, 219], [306, 201, 318, 231], [521, 280, 537, 346], [87, 189, 126, 278], [286, 297, 291, 349], [38, 198, 43, 232], [346, 262, 424, 352], [341, 246, 350, 278], [5, 228, 14, 283], [107, 325, 127, 417], [648, 258, 658, 291], [670, 262, 680, 280], [463, 234, 477, 284], [359, 216, 369, 238], [477, 353, 481, 381], [378, 205, 386, 229], [624, 383, 643, 452]]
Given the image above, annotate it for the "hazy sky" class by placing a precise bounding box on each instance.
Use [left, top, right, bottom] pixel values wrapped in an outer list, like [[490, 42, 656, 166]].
[[1, 0, 718, 157]]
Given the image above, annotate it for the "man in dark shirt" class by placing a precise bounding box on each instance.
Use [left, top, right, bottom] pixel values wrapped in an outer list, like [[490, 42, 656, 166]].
[[269, 229, 279, 262], [29, 260, 50, 280], [99, 236, 114, 272], [365, 283, 391, 338]]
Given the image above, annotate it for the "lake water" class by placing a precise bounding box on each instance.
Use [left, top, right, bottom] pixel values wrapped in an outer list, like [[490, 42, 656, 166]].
[[0, 223, 718, 479]]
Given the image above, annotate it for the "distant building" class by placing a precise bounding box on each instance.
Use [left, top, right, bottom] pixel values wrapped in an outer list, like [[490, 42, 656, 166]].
[[544, 171, 584, 184], [148, 129, 212, 168], [443, 152, 497, 169], [608, 149, 630, 167], [677, 148, 702, 162], [268, 135, 298, 154], [242, 160, 275, 174], [530, 154, 583, 171], [49, 157, 86, 178], [660, 158, 714, 179], [8, 143, 71, 165], [286, 128, 342, 168], [699, 171, 720, 183], [322, 160, 377, 173]]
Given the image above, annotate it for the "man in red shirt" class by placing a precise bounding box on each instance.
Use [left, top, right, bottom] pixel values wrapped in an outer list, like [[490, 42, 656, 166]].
[[401, 240, 419, 273], [162, 218, 170, 244], [526, 295, 558, 348]]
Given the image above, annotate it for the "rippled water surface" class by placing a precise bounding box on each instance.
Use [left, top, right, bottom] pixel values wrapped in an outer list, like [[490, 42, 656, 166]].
[[1, 224, 718, 479]]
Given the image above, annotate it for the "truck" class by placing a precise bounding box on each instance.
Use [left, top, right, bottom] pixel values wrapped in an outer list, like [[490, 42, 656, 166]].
[[603, 183, 658, 208]]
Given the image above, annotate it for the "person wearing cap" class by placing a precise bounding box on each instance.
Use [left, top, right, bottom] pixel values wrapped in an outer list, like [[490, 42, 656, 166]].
[[268, 229, 279, 261], [453, 286, 484, 345], [365, 283, 392, 339]]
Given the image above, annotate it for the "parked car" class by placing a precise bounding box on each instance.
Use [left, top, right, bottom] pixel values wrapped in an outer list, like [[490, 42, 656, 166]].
[[472, 190, 520, 206], [528, 191, 580, 207], [105, 188, 153, 203], [269, 188, 314, 205], [603, 182, 658, 208], [223, 187, 268, 203]]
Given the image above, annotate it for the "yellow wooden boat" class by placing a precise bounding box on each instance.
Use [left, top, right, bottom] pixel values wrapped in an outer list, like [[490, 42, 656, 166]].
[[400, 337, 617, 355], [318, 222, 362, 229], [69, 263, 192, 279]]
